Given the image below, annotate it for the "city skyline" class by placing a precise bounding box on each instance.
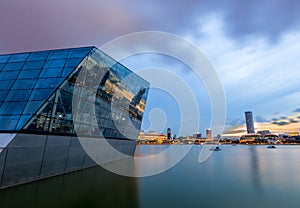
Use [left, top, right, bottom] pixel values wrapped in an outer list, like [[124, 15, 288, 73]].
[[1, 1, 300, 136]]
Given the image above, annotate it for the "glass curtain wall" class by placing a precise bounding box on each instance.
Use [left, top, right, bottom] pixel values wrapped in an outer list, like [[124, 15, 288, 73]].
[[22, 48, 149, 140], [0, 47, 92, 131]]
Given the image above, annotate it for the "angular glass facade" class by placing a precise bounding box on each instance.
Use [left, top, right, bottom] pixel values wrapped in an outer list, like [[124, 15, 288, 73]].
[[0, 47, 92, 131], [0, 47, 149, 140], [0, 46, 149, 189]]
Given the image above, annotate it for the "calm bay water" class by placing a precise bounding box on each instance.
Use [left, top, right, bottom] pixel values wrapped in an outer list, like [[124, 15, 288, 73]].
[[1, 145, 300, 208]]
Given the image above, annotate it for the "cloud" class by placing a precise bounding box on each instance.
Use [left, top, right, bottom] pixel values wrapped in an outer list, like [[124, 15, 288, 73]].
[[1, 0, 300, 54], [229, 118, 245, 126], [289, 119, 298, 123], [293, 108, 300, 112], [135, 0, 300, 42], [222, 0, 300, 42], [268, 114, 299, 125], [272, 121, 289, 126], [255, 116, 268, 122], [0, 0, 143, 53], [224, 129, 245, 135]]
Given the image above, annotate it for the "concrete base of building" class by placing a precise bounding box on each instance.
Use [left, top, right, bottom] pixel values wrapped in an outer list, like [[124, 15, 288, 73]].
[[0, 133, 136, 189]]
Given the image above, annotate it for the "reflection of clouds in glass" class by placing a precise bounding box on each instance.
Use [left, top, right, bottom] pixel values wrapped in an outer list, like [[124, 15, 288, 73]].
[[72, 47, 150, 140]]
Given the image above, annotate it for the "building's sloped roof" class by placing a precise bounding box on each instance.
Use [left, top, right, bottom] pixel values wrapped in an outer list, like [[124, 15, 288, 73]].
[[0, 47, 93, 131]]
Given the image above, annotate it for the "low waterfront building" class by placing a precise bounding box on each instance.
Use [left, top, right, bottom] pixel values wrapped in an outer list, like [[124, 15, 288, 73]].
[[288, 132, 300, 137], [138, 131, 166, 144], [240, 133, 278, 144]]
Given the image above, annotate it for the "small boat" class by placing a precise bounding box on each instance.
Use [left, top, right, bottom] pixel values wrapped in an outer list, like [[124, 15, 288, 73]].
[[210, 146, 221, 151], [267, 145, 276, 149]]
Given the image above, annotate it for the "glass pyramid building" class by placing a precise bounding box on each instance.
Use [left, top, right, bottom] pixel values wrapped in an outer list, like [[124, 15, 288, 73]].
[[0, 46, 149, 189]]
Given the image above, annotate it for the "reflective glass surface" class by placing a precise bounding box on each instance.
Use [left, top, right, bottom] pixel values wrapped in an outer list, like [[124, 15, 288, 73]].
[[9, 53, 29, 62], [0, 47, 149, 140], [3, 62, 25, 71], [24, 48, 149, 140], [0, 55, 11, 63], [0, 47, 92, 130], [28, 51, 49, 61], [22, 61, 45, 70], [0, 115, 20, 130], [0, 71, 19, 80], [48, 50, 69, 60], [18, 70, 40, 79]]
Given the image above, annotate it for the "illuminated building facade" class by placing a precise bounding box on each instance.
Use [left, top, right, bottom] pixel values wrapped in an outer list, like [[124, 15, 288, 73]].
[[138, 131, 166, 144], [0, 46, 149, 189]]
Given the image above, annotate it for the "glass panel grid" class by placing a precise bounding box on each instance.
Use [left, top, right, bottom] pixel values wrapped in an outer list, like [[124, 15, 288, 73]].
[[28, 51, 49, 61], [3, 62, 25, 71], [68, 47, 92, 58], [0, 80, 14, 90], [5, 90, 32, 102], [0, 91, 8, 102], [0, 47, 149, 135], [9, 53, 29, 62], [0, 115, 20, 130], [18, 70, 40, 79], [39, 68, 63, 78], [44, 59, 65, 68], [29, 89, 55, 101], [48, 50, 69, 60], [0, 63, 5, 71], [12, 79, 37, 90], [0, 102, 26, 115], [22, 60, 45, 70], [35, 78, 63, 89], [0, 71, 19, 80], [0, 55, 11, 63], [0, 47, 91, 131]]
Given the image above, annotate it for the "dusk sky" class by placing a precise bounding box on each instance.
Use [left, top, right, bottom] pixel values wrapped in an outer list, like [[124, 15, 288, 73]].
[[1, 0, 300, 136]]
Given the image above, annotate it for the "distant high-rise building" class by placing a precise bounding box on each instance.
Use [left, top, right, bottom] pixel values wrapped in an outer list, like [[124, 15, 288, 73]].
[[245, 111, 255, 134], [167, 128, 171, 140], [206, 129, 212, 140], [193, 133, 202, 139]]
